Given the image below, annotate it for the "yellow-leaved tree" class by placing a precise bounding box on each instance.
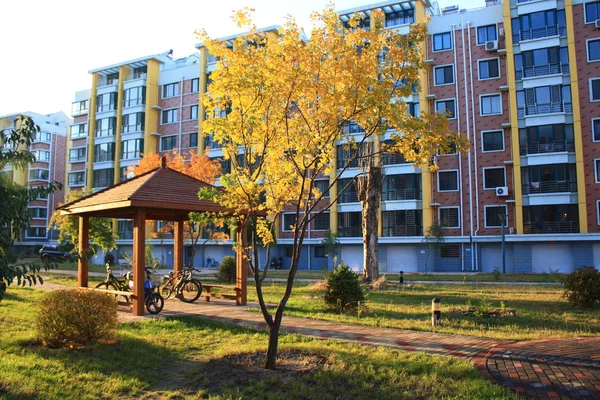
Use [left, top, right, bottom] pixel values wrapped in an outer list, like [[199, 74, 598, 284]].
[[198, 5, 467, 369]]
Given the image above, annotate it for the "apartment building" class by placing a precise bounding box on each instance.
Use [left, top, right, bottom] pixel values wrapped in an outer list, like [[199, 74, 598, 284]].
[[70, 0, 600, 272], [0, 111, 69, 249]]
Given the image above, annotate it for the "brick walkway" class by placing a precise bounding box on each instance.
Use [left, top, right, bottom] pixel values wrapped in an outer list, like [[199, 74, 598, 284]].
[[473, 338, 600, 399]]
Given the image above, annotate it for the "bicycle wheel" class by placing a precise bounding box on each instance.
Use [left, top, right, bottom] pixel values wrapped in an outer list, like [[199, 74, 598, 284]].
[[178, 279, 201, 303], [161, 281, 174, 300], [145, 293, 164, 314], [95, 282, 129, 303]]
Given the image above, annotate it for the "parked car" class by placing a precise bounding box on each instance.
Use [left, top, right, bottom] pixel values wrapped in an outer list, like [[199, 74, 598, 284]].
[[39, 245, 72, 263]]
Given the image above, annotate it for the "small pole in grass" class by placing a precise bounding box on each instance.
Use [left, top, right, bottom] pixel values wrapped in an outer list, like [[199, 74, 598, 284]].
[[399, 270, 404, 286], [432, 298, 441, 326]]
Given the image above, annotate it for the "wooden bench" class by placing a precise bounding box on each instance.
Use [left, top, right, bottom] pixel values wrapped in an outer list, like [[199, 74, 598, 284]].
[[202, 284, 239, 302], [79, 286, 133, 307]]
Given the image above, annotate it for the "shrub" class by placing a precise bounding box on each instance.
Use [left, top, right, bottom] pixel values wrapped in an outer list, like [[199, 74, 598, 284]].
[[324, 263, 365, 314], [36, 289, 118, 347], [104, 253, 115, 266], [217, 256, 236, 283], [563, 266, 600, 308]]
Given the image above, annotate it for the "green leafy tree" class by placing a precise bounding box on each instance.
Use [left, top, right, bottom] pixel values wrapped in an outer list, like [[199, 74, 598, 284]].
[[0, 116, 61, 300]]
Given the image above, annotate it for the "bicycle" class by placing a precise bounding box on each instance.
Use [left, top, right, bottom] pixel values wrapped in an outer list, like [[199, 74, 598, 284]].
[[205, 257, 219, 269], [95, 263, 131, 303], [161, 264, 203, 303]]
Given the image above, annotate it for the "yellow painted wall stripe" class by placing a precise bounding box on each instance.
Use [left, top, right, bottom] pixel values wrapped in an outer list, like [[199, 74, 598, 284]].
[[198, 47, 207, 154], [86, 73, 98, 192], [565, 0, 588, 233], [114, 66, 129, 185], [144, 60, 160, 155]]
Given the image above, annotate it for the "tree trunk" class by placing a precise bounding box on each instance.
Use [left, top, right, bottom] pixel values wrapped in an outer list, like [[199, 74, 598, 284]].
[[265, 321, 281, 369], [356, 166, 382, 282]]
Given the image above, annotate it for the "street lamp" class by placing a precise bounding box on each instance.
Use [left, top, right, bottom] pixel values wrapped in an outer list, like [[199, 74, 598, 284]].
[[498, 214, 508, 274]]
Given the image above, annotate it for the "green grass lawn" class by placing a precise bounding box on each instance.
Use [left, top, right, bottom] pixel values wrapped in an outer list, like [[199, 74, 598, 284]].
[[247, 281, 600, 342], [0, 287, 513, 400]]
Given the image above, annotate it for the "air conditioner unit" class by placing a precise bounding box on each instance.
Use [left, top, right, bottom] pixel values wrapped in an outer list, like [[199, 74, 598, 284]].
[[495, 186, 509, 197], [485, 40, 499, 52], [498, 27, 505, 37], [595, 20, 600, 29]]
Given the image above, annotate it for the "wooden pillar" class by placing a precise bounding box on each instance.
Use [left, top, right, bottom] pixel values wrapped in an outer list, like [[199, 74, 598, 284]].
[[235, 222, 248, 305], [173, 220, 184, 274], [133, 208, 146, 316], [78, 216, 89, 288]]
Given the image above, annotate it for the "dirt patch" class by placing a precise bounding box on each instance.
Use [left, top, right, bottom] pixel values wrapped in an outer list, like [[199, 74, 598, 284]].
[[307, 280, 328, 291], [200, 350, 329, 394]]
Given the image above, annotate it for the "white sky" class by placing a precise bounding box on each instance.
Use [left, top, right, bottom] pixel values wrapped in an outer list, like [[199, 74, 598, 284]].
[[0, 0, 483, 118]]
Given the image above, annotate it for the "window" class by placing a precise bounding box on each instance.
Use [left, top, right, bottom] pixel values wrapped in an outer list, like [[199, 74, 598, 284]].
[[92, 168, 114, 188], [595, 159, 600, 183], [440, 244, 460, 258], [123, 86, 146, 107], [28, 207, 48, 219], [29, 169, 49, 181], [160, 135, 177, 152], [69, 147, 86, 162], [161, 109, 178, 124], [162, 82, 179, 98], [121, 139, 143, 160], [338, 212, 362, 237], [97, 92, 117, 112], [585, 1, 600, 23], [482, 130, 504, 152], [96, 117, 116, 137], [434, 65, 454, 85], [382, 210, 423, 236], [282, 213, 296, 231], [478, 59, 500, 80], [590, 78, 600, 102], [438, 170, 458, 191], [485, 206, 508, 228], [433, 32, 452, 51], [512, 10, 566, 43], [189, 133, 198, 148], [515, 47, 569, 80], [32, 150, 50, 162], [435, 99, 456, 119], [588, 39, 600, 62], [481, 94, 502, 116], [385, 8, 415, 27], [26, 227, 47, 239], [313, 213, 329, 231], [68, 171, 85, 187], [439, 207, 460, 228], [477, 24, 497, 45], [191, 78, 199, 93], [71, 123, 87, 139], [314, 246, 327, 258], [120, 167, 133, 182], [37, 191, 48, 200], [483, 167, 506, 189], [314, 179, 330, 198], [122, 112, 145, 133], [593, 119, 600, 142], [94, 143, 115, 163], [33, 131, 51, 143], [133, 66, 147, 79], [72, 100, 88, 115], [284, 247, 294, 258], [190, 105, 198, 120]]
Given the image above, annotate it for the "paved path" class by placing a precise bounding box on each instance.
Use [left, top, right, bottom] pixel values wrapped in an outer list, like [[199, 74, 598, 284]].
[[474, 338, 600, 399]]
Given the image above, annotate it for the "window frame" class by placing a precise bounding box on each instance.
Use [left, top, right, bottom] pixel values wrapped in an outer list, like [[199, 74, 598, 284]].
[[314, 246, 327, 258], [189, 132, 198, 148], [69, 146, 87, 163], [32, 149, 50, 162], [590, 78, 600, 102], [437, 169, 459, 192], [480, 93, 503, 116], [190, 105, 199, 120], [481, 130, 505, 152], [28, 206, 48, 220], [587, 38, 600, 63], [484, 205, 508, 228], [482, 166, 507, 190], [25, 227, 47, 239], [29, 168, 49, 181], [440, 244, 460, 258], [438, 206, 460, 229], [161, 108, 178, 125], [160, 135, 177, 152], [162, 82, 179, 99], [67, 171, 85, 187], [314, 179, 330, 198], [597, 200, 600, 226], [70, 123, 87, 139], [585, 1, 600, 24], [191, 78, 199, 93], [433, 64, 455, 86], [312, 212, 330, 231], [282, 213, 297, 232], [593, 118, 600, 142], [476, 24, 498, 45], [477, 58, 501, 80], [595, 158, 600, 183], [432, 32, 453, 52], [434, 98, 456, 120]]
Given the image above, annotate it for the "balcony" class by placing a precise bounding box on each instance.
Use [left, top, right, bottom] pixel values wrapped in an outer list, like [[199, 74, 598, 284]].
[[339, 191, 358, 204], [517, 102, 572, 117], [383, 189, 421, 201], [523, 220, 578, 234], [382, 153, 407, 166], [513, 25, 566, 43], [382, 225, 422, 237], [338, 226, 362, 237], [516, 63, 568, 81], [520, 140, 574, 155], [522, 180, 577, 195], [118, 230, 133, 240]]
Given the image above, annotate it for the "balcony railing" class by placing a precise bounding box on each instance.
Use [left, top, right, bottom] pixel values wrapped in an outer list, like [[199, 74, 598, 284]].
[[118, 230, 133, 240], [522, 180, 577, 195], [513, 25, 566, 43], [517, 102, 572, 117], [523, 220, 579, 234], [338, 226, 362, 237], [383, 189, 422, 201], [515, 63, 568, 81], [520, 140, 575, 155], [339, 191, 358, 204], [382, 225, 422, 237], [382, 153, 407, 166]]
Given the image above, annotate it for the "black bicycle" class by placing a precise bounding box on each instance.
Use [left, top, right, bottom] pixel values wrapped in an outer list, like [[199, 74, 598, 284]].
[[161, 265, 202, 303], [95, 264, 131, 303]]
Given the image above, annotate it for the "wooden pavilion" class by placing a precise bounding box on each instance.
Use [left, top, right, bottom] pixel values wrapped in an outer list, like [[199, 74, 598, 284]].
[[57, 159, 248, 316]]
